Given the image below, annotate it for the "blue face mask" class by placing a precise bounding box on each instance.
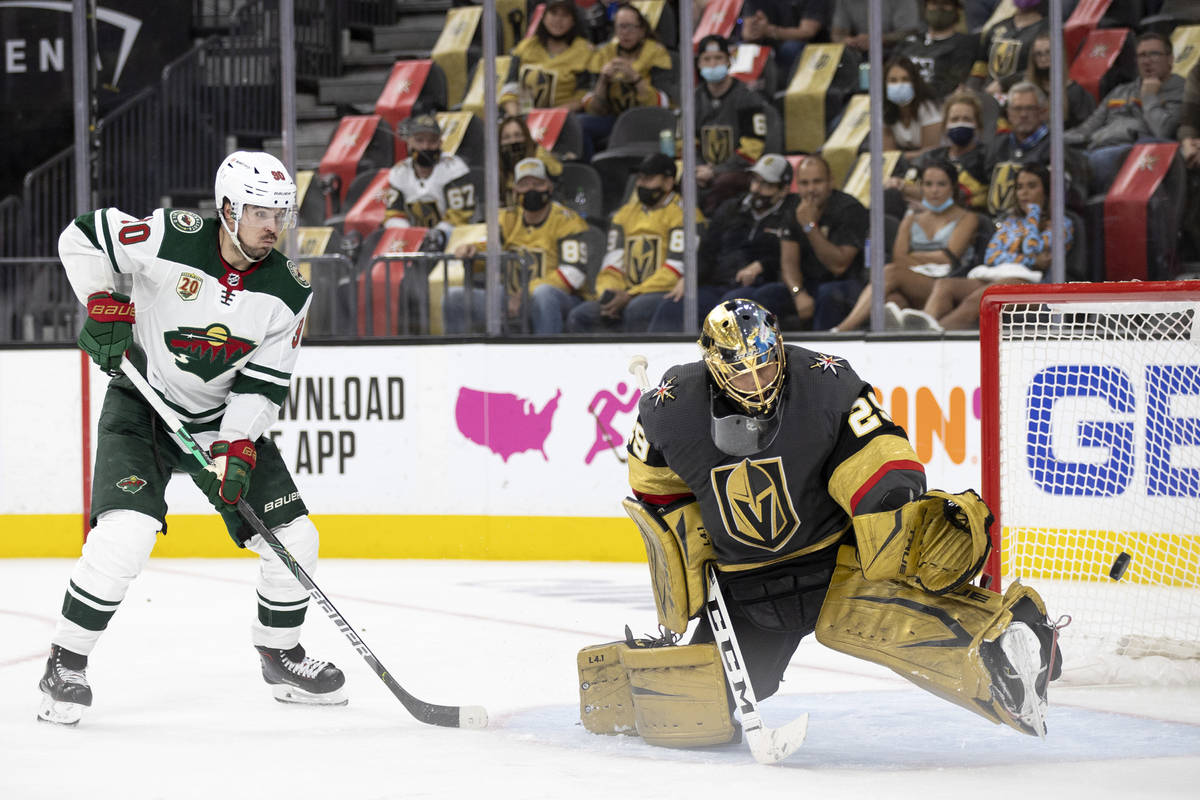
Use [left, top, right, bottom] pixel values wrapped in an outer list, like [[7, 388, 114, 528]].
[[886, 82, 915, 106], [946, 124, 976, 146], [922, 196, 955, 213], [700, 64, 729, 83]]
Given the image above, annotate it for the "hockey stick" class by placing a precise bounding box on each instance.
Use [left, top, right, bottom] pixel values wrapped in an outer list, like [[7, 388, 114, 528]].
[[627, 355, 807, 763], [704, 565, 809, 764], [118, 357, 487, 730]]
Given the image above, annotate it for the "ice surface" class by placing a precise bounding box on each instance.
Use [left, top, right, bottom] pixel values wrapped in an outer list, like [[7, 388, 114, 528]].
[[2, 559, 1198, 799]]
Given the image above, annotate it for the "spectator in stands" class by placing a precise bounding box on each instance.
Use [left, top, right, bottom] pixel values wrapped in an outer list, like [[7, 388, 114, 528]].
[[965, 0, 1000, 33], [1180, 61, 1200, 262], [1024, 31, 1095, 130], [913, 163, 1073, 331], [882, 56, 944, 156], [835, 159, 980, 331], [694, 34, 779, 215], [578, 3, 674, 160], [443, 159, 590, 334], [567, 153, 698, 332], [887, 90, 991, 212], [831, 0, 921, 57], [970, 0, 1048, 95], [895, 0, 978, 102], [776, 154, 867, 330], [500, 0, 593, 117], [739, 0, 832, 80], [384, 115, 476, 253], [984, 81, 1082, 216], [1065, 32, 1185, 193], [647, 153, 797, 332], [498, 115, 563, 209]]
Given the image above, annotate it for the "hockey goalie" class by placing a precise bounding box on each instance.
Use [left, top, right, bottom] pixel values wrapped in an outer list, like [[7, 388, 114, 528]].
[[578, 299, 1063, 751]]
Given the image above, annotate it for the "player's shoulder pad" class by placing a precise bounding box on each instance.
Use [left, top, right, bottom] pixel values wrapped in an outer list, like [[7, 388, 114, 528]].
[[246, 249, 312, 315], [637, 361, 709, 424], [784, 343, 865, 400]]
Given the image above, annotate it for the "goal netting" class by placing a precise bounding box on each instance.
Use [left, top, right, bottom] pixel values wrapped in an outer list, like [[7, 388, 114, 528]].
[[980, 281, 1200, 685]]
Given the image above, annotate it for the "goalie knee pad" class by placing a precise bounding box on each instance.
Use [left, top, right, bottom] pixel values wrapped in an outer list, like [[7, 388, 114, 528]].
[[621, 497, 714, 635]]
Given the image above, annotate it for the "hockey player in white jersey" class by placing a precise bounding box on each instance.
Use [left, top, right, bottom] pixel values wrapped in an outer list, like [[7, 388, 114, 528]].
[[384, 114, 478, 252], [37, 152, 346, 726]]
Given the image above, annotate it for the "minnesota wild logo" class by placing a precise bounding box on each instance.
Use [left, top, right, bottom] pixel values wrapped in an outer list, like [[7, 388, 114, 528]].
[[117, 475, 147, 494], [163, 324, 257, 381]]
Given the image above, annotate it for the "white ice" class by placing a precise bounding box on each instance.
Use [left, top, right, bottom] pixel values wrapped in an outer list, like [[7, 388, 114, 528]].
[[2, 559, 1198, 799]]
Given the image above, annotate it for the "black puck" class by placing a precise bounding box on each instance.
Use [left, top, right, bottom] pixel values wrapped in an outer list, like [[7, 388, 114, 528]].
[[1109, 552, 1132, 580]]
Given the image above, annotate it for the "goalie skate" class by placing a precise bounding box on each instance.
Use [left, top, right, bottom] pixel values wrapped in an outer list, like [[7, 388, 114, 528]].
[[256, 644, 347, 705], [37, 645, 92, 726], [984, 622, 1048, 738]]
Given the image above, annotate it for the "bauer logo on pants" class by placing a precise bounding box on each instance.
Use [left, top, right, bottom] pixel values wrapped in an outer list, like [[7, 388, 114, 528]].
[[117, 475, 147, 494]]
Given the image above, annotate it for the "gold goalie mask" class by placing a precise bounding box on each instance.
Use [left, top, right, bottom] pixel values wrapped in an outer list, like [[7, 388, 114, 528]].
[[699, 299, 787, 456]]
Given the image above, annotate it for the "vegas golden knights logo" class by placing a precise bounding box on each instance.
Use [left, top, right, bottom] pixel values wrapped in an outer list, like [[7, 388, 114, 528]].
[[710, 457, 801, 552], [520, 65, 557, 108], [988, 38, 1021, 81], [701, 125, 733, 166], [625, 236, 661, 284], [505, 249, 545, 293], [987, 161, 1020, 216], [610, 80, 639, 114], [406, 200, 442, 229]]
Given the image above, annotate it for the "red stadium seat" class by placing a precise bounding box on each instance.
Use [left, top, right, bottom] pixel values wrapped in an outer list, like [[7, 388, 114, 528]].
[[358, 226, 429, 336], [317, 116, 393, 209], [341, 169, 392, 239], [1064, 0, 1115, 61], [1102, 143, 1184, 281], [692, 0, 741, 52], [375, 60, 438, 162], [1068, 27, 1131, 103]]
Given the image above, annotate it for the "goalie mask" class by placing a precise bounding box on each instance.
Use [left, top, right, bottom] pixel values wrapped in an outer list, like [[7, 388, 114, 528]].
[[214, 151, 298, 262], [698, 299, 787, 456]]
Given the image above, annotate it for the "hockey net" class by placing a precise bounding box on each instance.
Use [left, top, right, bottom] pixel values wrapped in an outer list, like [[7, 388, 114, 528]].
[[980, 281, 1200, 685]]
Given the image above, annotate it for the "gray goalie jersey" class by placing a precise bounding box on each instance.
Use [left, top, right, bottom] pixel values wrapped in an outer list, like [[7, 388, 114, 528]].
[[59, 207, 311, 441], [627, 345, 927, 570]]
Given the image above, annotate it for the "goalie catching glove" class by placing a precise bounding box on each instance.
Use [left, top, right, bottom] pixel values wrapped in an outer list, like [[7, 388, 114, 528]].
[[78, 291, 135, 373], [852, 488, 993, 595], [195, 439, 257, 509]]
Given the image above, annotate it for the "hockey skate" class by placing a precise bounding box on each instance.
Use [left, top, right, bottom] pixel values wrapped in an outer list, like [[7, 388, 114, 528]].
[[37, 645, 93, 726], [256, 644, 347, 705]]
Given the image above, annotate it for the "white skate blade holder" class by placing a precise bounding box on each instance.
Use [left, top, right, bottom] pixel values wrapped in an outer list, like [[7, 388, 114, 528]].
[[272, 684, 349, 706], [37, 696, 85, 727]]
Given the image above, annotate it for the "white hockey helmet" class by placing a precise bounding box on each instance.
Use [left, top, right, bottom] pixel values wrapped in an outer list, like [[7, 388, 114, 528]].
[[214, 151, 298, 230]]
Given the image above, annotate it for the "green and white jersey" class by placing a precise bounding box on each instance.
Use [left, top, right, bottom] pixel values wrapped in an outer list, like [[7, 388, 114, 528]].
[[60, 207, 312, 441]]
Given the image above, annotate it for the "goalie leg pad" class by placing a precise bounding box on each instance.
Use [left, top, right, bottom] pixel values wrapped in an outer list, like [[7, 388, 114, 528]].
[[622, 497, 714, 635], [853, 488, 993, 595], [815, 545, 1057, 736], [578, 641, 638, 735], [623, 643, 736, 747]]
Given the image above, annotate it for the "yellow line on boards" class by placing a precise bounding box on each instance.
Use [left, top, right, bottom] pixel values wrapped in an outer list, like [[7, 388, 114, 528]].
[[0, 515, 646, 561]]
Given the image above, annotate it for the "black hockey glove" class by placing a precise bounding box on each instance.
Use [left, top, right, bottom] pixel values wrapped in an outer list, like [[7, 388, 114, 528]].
[[78, 291, 135, 373]]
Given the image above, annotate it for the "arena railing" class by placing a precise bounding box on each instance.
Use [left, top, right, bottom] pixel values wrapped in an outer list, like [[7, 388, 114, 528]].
[[0, 258, 78, 343]]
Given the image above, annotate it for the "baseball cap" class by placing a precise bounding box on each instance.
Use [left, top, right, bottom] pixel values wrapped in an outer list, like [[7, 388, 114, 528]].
[[697, 34, 730, 56], [634, 152, 677, 179], [748, 154, 793, 186], [514, 157, 549, 182], [405, 114, 441, 136]]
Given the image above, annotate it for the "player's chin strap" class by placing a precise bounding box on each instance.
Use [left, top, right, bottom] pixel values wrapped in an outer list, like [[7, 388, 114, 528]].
[[705, 564, 809, 764], [219, 212, 260, 265]]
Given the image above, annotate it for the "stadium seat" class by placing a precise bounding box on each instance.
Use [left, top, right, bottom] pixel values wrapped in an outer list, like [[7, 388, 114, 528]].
[[317, 115, 396, 209], [1069, 27, 1136, 102], [325, 168, 390, 237], [375, 60, 450, 161], [591, 106, 679, 212], [555, 162, 606, 226], [358, 226, 432, 336], [781, 43, 862, 154], [1140, 0, 1200, 38], [1064, 209, 1091, 282], [581, 223, 608, 297], [526, 108, 584, 162], [459, 56, 513, 117], [437, 111, 486, 166]]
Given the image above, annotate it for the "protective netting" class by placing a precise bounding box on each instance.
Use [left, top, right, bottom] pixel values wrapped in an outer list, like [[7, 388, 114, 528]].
[[995, 295, 1200, 684]]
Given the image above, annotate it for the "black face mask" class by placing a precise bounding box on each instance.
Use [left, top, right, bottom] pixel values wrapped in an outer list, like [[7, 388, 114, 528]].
[[521, 189, 550, 212], [414, 148, 440, 168], [750, 192, 775, 211], [637, 185, 665, 206], [500, 143, 526, 169], [1033, 65, 1050, 80]]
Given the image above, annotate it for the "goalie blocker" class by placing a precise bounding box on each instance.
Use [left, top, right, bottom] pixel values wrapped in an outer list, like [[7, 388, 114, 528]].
[[579, 492, 1062, 745]]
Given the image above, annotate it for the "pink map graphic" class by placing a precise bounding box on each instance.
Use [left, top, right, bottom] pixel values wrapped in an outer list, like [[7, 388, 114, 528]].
[[454, 387, 562, 462]]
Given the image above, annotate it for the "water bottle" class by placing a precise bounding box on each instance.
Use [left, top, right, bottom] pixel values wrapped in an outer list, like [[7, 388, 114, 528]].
[[859, 62, 870, 92], [659, 128, 675, 157]]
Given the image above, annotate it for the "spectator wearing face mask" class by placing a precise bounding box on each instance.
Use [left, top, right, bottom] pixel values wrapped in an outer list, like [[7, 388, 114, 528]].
[[383, 115, 476, 253], [887, 90, 991, 212], [500, 0, 594, 117], [969, 0, 1048, 96], [831, 0, 921, 58], [693, 34, 779, 216], [497, 115, 563, 209], [567, 153, 704, 333], [444, 158, 590, 334], [647, 153, 797, 332], [894, 0, 977, 102], [882, 56, 944, 156]]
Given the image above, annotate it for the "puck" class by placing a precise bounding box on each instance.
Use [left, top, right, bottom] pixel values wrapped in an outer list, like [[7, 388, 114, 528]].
[[1109, 551, 1132, 581]]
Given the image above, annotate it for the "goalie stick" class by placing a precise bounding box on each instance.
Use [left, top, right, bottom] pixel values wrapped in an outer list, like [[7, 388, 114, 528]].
[[628, 355, 808, 764], [118, 357, 487, 730]]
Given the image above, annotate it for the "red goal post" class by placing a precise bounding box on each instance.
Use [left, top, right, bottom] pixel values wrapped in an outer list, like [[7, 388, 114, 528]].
[[979, 280, 1200, 683]]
